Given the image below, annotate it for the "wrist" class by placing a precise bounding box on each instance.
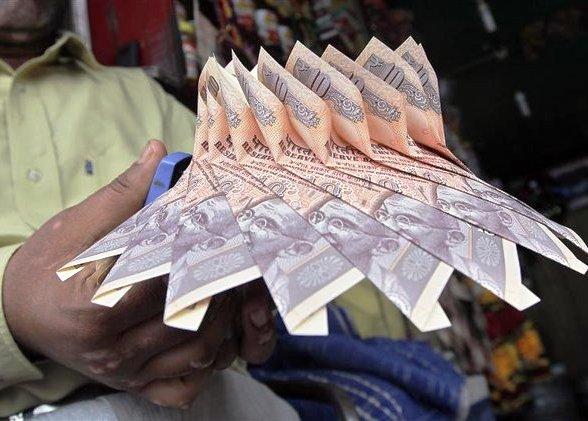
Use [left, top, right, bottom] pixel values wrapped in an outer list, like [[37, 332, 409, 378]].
[[0, 244, 44, 384], [2, 248, 43, 360]]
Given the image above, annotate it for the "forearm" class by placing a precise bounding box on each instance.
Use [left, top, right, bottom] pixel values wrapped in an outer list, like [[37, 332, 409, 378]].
[[0, 243, 42, 387], [0, 243, 89, 416]]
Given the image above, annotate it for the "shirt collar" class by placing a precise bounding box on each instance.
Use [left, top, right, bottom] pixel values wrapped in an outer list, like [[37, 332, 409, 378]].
[[0, 31, 101, 76]]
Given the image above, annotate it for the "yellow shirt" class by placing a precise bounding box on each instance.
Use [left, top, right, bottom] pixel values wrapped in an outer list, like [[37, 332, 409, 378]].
[[0, 32, 196, 416]]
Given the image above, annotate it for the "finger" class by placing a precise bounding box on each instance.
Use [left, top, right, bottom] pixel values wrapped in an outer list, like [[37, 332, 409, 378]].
[[131, 296, 237, 386], [212, 331, 238, 371], [23, 140, 166, 276], [113, 312, 196, 374], [113, 292, 234, 372], [239, 280, 276, 364], [65, 140, 167, 251], [104, 278, 233, 333], [241, 321, 276, 365], [76, 265, 167, 331], [138, 368, 212, 409], [104, 275, 168, 331]]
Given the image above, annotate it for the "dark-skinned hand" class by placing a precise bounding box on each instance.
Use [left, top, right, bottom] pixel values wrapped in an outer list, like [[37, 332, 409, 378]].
[[2, 140, 277, 408]]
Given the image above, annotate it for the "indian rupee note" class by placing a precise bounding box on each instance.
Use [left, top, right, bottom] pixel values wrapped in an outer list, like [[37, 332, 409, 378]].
[[257, 47, 538, 310], [288, 43, 586, 274], [92, 179, 187, 307], [203, 65, 329, 335], [205, 69, 363, 334], [356, 37, 463, 166], [325, 42, 587, 256], [164, 81, 262, 330], [395, 38, 588, 254], [225, 57, 453, 330], [57, 173, 190, 281], [395, 36, 444, 144]]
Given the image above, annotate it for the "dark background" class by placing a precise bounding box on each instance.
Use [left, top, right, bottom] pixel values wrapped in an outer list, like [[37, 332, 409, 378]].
[[402, 0, 587, 181]]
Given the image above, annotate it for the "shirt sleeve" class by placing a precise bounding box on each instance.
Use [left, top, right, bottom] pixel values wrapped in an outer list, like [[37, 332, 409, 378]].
[[0, 360, 88, 418]]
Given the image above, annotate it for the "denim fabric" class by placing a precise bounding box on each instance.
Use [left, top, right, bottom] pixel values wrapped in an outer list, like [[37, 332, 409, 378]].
[[252, 305, 465, 420]]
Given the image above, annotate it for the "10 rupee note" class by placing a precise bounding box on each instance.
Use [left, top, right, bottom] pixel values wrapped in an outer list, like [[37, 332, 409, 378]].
[[257, 48, 535, 311], [227, 55, 452, 330], [206, 70, 363, 334]]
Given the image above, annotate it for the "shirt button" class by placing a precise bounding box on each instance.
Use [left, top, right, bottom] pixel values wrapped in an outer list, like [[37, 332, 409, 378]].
[[26, 168, 42, 182]]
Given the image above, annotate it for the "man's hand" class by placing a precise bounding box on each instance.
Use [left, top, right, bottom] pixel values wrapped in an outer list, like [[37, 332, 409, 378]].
[[2, 140, 276, 408]]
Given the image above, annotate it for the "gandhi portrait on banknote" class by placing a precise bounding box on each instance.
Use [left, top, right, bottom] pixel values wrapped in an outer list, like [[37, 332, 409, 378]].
[[434, 185, 565, 263], [240, 199, 315, 270], [373, 192, 505, 296], [310, 198, 415, 312], [237, 197, 328, 313], [168, 195, 249, 304], [173, 196, 239, 273], [133, 200, 182, 250], [85, 196, 161, 255], [310, 199, 399, 272]]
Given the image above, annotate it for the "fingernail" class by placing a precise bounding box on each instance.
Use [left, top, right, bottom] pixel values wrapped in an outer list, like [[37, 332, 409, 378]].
[[201, 358, 214, 368], [258, 329, 274, 345], [88, 364, 105, 375], [128, 379, 146, 388], [105, 359, 122, 370], [138, 141, 154, 164], [191, 358, 214, 369], [250, 308, 270, 329]]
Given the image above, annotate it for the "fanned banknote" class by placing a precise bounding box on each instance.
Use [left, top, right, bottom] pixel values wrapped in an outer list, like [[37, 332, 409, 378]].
[[357, 38, 588, 255], [400, 38, 588, 255], [286, 42, 587, 276], [235, 55, 492, 329], [394, 37, 446, 154], [205, 69, 364, 333], [226, 55, 453, 330], [388, 38, 587, 254], [58, 37, 588, 336], [91, 63, 253, 311], [164, 85, 262, 330], [374, 38, 587, 256], [166, 65, 328, 335], [200, 66, 330, 335], [56, 174, 190, 282], [92, 179, 187, 306], [257, 47, 538, 310], [356, 38, 462, 166], [205, 157, 331, 335]]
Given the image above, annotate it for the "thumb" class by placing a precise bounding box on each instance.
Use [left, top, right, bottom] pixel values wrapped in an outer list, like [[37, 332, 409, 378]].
[[72, 139, 167, 241]]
